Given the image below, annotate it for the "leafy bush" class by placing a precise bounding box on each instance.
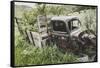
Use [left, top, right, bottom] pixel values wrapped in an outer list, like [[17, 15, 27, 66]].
[[84, 9, 96, 35]]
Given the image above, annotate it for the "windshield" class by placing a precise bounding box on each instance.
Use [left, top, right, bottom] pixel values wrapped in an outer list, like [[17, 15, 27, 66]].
[[51, 20, 67, 32]]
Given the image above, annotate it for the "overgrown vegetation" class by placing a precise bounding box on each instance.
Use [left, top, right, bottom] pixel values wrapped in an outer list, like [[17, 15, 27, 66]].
[[15, 34, 77, 66], [14, 3, 97, 66]]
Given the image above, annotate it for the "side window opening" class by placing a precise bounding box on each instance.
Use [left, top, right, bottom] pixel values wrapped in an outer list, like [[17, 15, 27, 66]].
[[68, 19, 80, 31], [72, 20, 79, 29]]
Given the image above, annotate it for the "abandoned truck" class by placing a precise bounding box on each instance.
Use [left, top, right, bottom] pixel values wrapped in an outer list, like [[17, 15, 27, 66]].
[[49, 16, 96, 51], [47, 16, 96, 60]]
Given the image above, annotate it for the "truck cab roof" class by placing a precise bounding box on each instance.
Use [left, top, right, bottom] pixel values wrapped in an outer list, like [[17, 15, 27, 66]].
[[51, 16, 79, 22]]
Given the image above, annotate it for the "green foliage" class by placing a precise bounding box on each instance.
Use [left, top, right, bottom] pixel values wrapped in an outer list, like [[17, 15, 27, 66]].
[[15, 34, 77, 66], [35, 4, 46, 15], [72, 6, 96, 13], [47, 6, 65, 16], [84, 9, 96, 34]]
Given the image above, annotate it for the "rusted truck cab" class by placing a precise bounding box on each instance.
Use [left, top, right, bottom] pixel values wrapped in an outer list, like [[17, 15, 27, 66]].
[[50, 16, 82, 51], [50, 16, 96, 55]]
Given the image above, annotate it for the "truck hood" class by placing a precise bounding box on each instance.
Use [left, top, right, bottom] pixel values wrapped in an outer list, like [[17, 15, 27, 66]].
[[70, 28, 83, 37]]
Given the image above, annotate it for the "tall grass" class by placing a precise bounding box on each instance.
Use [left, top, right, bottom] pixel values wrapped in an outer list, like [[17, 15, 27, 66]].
[[15, 34, 77, 66]]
